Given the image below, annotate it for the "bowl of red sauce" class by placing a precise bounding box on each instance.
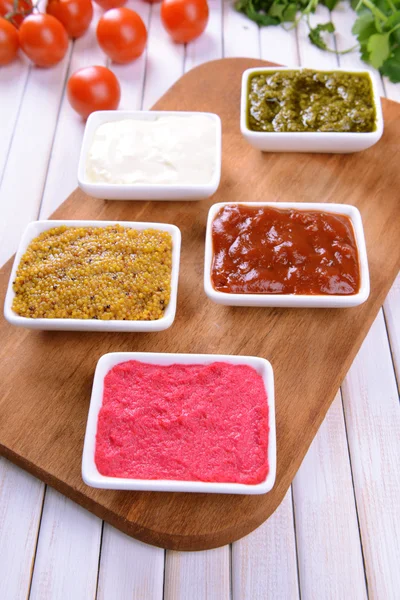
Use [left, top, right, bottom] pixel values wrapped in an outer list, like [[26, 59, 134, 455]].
[[82, 352, 276, 495], [204, 202, 369, 308]]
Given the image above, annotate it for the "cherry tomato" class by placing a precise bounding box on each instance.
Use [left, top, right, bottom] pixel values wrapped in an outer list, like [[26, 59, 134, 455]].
[[46, 0, 93, 39], [19, 14, 68, 67], [0, 16, 19, 65], [161, 0, 208, 44], [93, 0, 126, 10], [67, 65, 120, 118], [0, 0, 32, 28], [96, 8, 146, 64]]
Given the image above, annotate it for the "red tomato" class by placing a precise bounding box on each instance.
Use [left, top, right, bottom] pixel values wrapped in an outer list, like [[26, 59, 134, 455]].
[[96, 8, 147, 64], [0, 16, 19, 65], [93, 0, 126, 10], [46, 0, 93, 39], [19, 14, 68, 67], [161, 0, 208, 43], [0, 0, 32, 28], [67, 65, 121, 118]]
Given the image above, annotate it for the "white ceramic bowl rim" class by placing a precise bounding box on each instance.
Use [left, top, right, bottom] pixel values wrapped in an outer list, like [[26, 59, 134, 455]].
[[82, 352, 276, 495], [4, 219, 181, 332], [204, 202, 370, 308]]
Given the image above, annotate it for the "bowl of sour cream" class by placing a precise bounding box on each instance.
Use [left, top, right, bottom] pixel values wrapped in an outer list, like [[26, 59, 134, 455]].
[[78, 110, 222, 200]]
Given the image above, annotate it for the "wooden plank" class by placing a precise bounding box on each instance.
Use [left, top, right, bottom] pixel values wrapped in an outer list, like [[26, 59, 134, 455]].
[[383, 79, 400, 103], [109, 0, 150, 111], [222, 0, 260, 58], [0, 45, 72, 265], [384, 274, 400, 385], [292, 23, 368, 599], [382, 82, 400, 387], [341, 311, 400, 598], [292, 392, 367, 599], [185, 0, 223, 71], [260, 23, 299, 67], [97, 527, 164, 600], [142, 2, 185, 110], [0, 459, 44, 600], [165, 546, 230, 600], [34, 6, 153, 595], [232, 489, 299, 600], [0, 56, 30, 185], [297, 5, 338, 69], [39, 5, 106, 220], [244, 30, 299, 596], [333, 18, 400, 596], [165, 6, 228, 590], [236, 10, 298, 574], [39, 0, 150, 220], [29, 488, 102, 600]]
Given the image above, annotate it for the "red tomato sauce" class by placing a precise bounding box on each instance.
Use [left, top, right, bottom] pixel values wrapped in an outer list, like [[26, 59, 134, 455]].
[[95, 360, 269, 484], [211, 204, 360, 295]]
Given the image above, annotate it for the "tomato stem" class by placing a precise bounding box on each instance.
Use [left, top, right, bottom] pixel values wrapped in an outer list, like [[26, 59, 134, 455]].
[[5, 0, 33, 26]]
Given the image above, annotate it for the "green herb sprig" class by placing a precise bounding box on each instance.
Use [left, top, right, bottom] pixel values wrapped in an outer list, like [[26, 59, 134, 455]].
[[352, 0, 400, 82], [234, 0, 400, 83]]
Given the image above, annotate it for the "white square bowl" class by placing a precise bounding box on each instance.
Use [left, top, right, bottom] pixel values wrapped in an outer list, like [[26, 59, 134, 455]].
[[4, 220, 181, 332], [204, 202, 370, 308], [240, 67, 384, 153], [82, 352, 276, 495], [77, 110, 222, 200]]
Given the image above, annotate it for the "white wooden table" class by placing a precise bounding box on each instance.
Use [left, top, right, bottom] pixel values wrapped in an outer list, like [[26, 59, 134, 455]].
[[1, 1, 399, 598]]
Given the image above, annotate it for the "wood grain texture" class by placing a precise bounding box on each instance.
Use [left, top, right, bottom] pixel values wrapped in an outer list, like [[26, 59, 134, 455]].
[[384, 275, 400, 384], [232, 489, 299, 600], [0, 58, 399, 551], [142, 1, 184, 111], [341, 311, 400, 598], [29, 489, 102, 600], [0, 459, 44, 600], [39, 3, 106, 221], [292, 392, 367, 599], [0, 54, 29, 186], [0, 44, 72, 266], [164, 546, 230, 600], [97, 528, 164, 600]]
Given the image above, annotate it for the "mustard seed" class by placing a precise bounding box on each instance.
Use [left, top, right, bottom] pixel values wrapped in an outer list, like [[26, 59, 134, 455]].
[[12, 225, 173, 321]]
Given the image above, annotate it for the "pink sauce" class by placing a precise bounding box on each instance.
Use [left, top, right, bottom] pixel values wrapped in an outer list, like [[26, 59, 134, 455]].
[[95, 360, 269, 484]]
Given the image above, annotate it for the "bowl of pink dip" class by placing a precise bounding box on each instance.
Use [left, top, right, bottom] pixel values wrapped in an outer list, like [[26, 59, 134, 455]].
[[82, 352, 276, 495]]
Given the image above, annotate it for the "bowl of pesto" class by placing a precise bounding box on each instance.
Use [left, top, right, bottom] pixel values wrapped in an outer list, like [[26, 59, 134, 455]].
[[240, 67, 383, 153]]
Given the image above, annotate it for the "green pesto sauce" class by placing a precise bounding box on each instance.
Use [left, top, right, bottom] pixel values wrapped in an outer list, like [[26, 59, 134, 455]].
[[247, 69, 377, 133]]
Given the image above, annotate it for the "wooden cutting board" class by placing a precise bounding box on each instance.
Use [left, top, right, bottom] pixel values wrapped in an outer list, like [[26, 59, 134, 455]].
[[1, 58, 399, 551]]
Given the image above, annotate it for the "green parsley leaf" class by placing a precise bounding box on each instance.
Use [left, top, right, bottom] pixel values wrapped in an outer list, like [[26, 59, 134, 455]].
[[352, 11, 378, 41], [367, 32, 391, 68], [308, 21, 335, 50], [283, 2, 298, 20], [385, 11, 400, 44], [322, 0, 340, 10], [269, 2, 286, 19], [381, 47, 400, 82], [234, 0, 280, 26]]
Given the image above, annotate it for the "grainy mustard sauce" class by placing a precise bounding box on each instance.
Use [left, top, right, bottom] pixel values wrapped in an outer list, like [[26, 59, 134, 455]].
[[12, 225, 172, 320]]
